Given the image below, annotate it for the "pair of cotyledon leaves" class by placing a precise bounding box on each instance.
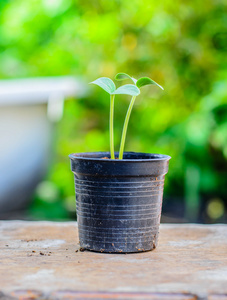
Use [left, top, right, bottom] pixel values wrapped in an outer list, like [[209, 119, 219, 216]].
[[90, 73, 164, 96]]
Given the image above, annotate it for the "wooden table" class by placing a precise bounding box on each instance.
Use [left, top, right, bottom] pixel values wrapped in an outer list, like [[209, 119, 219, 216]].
[[0, 221, 226, 300]]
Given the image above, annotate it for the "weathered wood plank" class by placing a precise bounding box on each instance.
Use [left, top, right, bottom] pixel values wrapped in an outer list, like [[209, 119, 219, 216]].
[[0, 221, 226, 299]]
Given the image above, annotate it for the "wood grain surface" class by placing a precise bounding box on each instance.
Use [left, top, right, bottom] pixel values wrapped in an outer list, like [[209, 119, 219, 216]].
[[0, 221, 226, 300]]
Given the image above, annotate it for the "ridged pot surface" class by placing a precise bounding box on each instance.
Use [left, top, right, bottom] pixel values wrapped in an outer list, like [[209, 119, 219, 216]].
[[69, 152, 171, 253]]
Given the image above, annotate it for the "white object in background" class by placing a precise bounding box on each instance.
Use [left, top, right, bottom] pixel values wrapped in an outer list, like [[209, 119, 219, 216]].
[[0, 76, 87, 215], [47, 93, 65, 122]]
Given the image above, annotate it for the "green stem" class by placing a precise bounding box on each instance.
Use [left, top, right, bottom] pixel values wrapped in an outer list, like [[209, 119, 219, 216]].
[[110, 94, 115, 159], [119, 96, 136, 159]]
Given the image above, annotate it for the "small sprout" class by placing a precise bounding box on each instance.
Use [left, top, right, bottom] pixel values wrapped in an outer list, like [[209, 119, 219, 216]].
[[90, 73, 163, 160], [90, 78, 140, 159]]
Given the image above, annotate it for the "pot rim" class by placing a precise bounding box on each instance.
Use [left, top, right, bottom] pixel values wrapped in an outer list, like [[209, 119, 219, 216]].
[[69, 151, 171, 162]]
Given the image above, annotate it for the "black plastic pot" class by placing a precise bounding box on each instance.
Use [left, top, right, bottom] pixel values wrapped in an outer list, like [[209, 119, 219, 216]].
[[69, 152, 171, 253]]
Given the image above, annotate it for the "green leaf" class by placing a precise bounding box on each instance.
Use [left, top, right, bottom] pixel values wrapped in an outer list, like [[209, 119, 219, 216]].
[[136, 77, 164, 90], [115, 73, 137, 84], [113, 84, 140, 96], [90, 77, 116, 94]]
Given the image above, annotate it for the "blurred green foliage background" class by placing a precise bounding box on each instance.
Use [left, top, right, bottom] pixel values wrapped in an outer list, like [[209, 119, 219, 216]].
[[0, 0, 226, 222]]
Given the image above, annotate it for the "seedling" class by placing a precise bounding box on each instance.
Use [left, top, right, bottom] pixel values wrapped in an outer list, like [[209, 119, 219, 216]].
[[90, 73, 163, 159]]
